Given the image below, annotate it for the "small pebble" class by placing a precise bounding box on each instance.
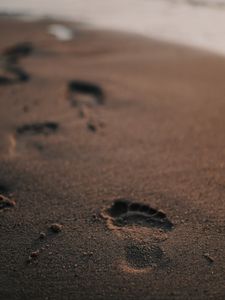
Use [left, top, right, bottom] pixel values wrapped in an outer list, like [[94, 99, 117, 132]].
[[27, 250, 40, 262], [87, 122, 96, 132], [50, 223, 63, 233], [30, 250, 40, 258], [39, 232, 46, 239], [203, 253, 214, 263]]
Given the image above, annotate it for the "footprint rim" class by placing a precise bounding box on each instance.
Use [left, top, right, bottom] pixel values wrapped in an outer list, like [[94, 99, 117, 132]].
[[103, 198, 174, 231]]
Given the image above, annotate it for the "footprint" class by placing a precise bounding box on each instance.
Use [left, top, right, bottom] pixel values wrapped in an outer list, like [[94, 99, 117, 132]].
[[125, 243, 163, 268], [0, 42, 33, 85], [16, 122, 59, 136], [120, 242, 169, 273], [9, 122, 59, 156], [2, 42, 33, 61], [102, 198, 173, 232], [101, 198, 174, 274], [67, 80, 105, 132], [68, 80, 105, 107]]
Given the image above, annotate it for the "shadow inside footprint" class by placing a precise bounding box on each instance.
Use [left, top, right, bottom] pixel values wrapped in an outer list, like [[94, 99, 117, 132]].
[[68, 80, 105, 107], [0, 183, 11, 196], [0, 67, 29, 84], [3, 42, 33, 62], [16, 122, 59, 136], [105, 199, 173, 231], [0, 76, 11, 85], [0, 42, 33, 85]]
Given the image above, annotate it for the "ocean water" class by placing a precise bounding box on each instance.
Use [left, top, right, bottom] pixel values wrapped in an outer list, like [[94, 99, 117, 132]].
[[1, 0, 225, 55]]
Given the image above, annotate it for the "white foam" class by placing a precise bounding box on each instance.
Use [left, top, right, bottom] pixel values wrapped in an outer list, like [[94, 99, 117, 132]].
[[1, 0, 225, 55], [48, 24, 73, 41]]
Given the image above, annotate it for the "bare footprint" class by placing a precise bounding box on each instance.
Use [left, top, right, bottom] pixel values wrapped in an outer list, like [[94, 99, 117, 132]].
[[102, 198, 173, 232], [68, 80, 105, 107], [101, 198, 173, 273], [66, 80, 105, 132], [3, 42, 33, 60], [120, 242, 169, 274], [16, 122, 59, 136], [8, 122, 59, 157], [0, 42, 33, 84]]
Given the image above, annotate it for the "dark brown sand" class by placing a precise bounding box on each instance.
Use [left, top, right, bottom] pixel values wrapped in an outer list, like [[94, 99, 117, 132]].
[[0, 17, 225, 300]]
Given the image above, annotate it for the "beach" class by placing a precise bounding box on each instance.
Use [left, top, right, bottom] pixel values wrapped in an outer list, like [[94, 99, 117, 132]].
[[0, 16, 225, 299], [1, 0, 225, 55]]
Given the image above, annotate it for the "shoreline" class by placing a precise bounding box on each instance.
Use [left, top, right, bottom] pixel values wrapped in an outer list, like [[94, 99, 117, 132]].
[[1, 0, 225, 56], [1, 12, 225, 61]]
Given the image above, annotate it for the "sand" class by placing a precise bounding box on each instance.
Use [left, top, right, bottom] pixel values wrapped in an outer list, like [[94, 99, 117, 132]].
[[0, 17, 225, 300]]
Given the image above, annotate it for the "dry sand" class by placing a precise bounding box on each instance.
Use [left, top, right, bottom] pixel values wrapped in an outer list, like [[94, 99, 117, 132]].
[[0, 17, 225, 300]]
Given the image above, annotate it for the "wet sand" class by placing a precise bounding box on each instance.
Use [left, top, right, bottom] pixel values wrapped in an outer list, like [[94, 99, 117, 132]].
[[0, 17, 225, 300]]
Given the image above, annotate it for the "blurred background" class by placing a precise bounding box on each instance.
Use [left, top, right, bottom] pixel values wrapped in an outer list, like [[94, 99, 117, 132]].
[[0, 0, 225, 55]]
